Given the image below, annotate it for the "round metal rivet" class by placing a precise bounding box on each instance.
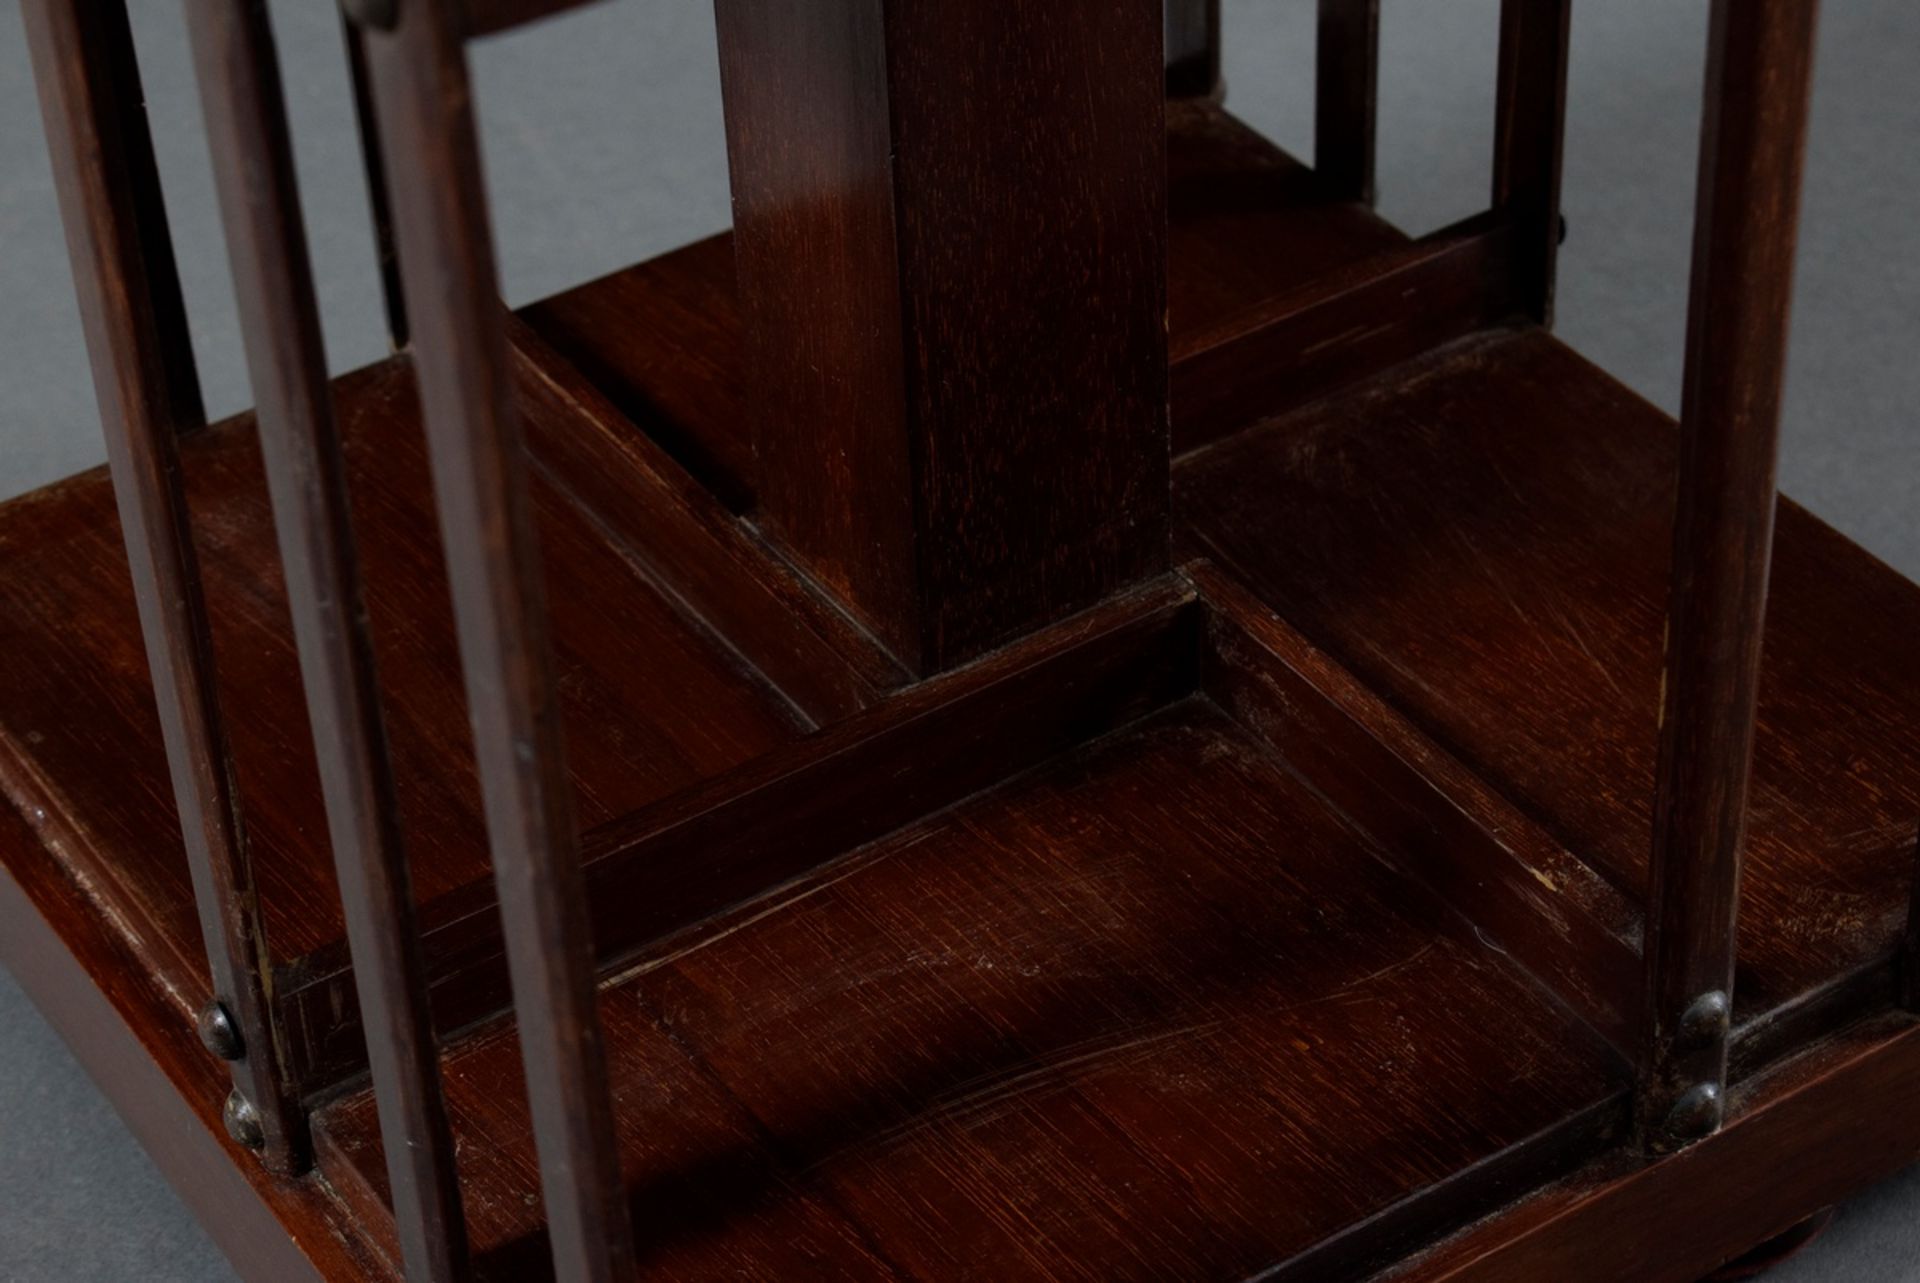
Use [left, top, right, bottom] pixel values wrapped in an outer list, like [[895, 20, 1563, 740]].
[[1677, 989, 1731, 1050], [1665, 1080, 1724, 1141], [342, 0, 398, 31], [223, 1090, 266, 1151], [196, 1001, 244, 1061]]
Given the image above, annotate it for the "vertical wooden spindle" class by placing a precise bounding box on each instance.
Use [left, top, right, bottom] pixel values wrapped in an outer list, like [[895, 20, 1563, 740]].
[[89, 0, 206, 433], [1166, 0, 1222, 100], [1643, 0, 1820, 1149], [20, 0, 303, 1172], [353, 6, 638, 1279], [1491, 0, 1572, 323], [1316, 0, 1380, 206], [18, 0, 303, 1175], [1903, 828, 1920, 1010], [341, 13, 410, 349], [183, 2, 469, 1276]]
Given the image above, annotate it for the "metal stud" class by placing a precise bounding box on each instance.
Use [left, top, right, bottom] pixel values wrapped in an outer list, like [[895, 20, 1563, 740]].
[[341, 0, 398, 31], [1677, 989, 1731, 1050], [195, 1001, 244, 1061], [1665, 1080, 1724, 1141], [222, 1090, 266, 1151]]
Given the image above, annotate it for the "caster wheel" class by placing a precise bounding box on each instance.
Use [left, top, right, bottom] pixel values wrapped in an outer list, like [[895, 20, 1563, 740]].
[[1701, 1207, 1836, 1280]]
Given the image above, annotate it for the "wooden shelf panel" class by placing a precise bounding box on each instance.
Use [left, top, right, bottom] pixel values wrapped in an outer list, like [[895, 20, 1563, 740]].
[[1163, 100, 1404, 359], [317, 701, 1625, 1281], [521, 102, 1411, 508], [1178, 327, 1920, 1030], [0, 353, 809, 1004]]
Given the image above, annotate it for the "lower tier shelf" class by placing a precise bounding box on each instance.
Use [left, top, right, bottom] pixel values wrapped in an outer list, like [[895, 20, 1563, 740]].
[[3, 97, 1918, 1283], [0, 348, 826, 1093], [1179, 327, 1920, 1044], [314, 702, 1626, 1282]]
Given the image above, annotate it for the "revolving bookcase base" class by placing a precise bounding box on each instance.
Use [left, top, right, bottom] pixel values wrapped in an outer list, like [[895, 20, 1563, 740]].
[[4, 83, 1913, 1283]]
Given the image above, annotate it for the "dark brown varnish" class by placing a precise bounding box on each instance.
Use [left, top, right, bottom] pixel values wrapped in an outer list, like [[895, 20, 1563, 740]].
[[5, 2, 1909, 1280], [713, 0, 1171, 673]]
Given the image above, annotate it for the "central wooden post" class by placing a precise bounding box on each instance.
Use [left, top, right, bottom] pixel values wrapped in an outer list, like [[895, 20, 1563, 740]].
[[715, 0, 1170, 674]]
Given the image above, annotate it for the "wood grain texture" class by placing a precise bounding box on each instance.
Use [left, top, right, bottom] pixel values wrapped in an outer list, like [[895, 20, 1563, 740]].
[[1179, 328, 1920, 1036], [20, 0, 300, 1170], [520, 235, 752, 510], [1192, 560, 1642, 1053], [1642, 0, 1820, 1143], [1163, 104, 1403, 360], [1169, 210, 1524, 454], [283, 579, 1197, 1095], [508, 314, 905, 725], [184, 1, 469, 1273], [1387, 1014, 1920, 1283], [6, 15, 1905, 1278], [527, 106, 1527, 476], [358, 4, 636, 1274], [0, 800, 396, 1283], [0, 356, 803, 1014], [319, 703, 1625, 1280], [715, 0, 1171, 671]]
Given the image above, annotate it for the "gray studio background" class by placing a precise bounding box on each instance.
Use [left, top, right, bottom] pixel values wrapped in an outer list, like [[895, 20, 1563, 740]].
[[2, 1, 1916, 1279]]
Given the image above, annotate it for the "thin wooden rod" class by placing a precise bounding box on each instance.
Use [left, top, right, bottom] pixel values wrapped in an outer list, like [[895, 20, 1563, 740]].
[[92, 0, 206, 432], [183, 3, 469, 1275], [1315, 0, 1379, 206], [20, 0, 301, 1170], [1166, 0, 1221, 100], [354, 8, 638, 1279], [1642, 0, 1819, 1150], [342, 14, 410, 350], [1490, 0, 1571, 324], [1903, 828, 1920, 1009]]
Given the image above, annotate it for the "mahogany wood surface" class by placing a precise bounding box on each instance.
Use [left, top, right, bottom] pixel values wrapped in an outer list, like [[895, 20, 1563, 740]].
[[508, 314, 907, 725], [713, 0, 1171, 674], [185, 0, 469, 1272], [1178, 327, 1920, 1035], [524, 104, 1415, 511], [0, 801, 393, 1283], [519, 234, 750, 511], [1192, 562, 1643, 1053], [0, 351, 810, 1106], [5, 19, 1912, 1277], [21, 0, 301, 1169], [1388, 1012, 1920, 1283], [317, 701, 1627, 1280], [358, 4, 638, 1273], [282, 579, 1196, 1095], [1642, 0, 1821, 1144]]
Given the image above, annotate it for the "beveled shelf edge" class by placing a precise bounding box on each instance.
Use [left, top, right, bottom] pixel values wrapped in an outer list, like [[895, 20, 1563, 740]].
[[0, 799, 397, 1283], [14, 673, 1919, 1283], [1175, 324, 1920, 1061], [519, 102, 1496, 506], [281, 576, 1203, 1098], [1384, 1010, 1920, 1283]]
